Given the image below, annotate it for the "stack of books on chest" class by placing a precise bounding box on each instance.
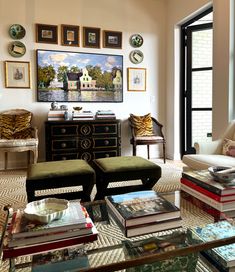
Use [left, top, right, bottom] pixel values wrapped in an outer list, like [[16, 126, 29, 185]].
[[181, 170, 235, 219], [48, 110, 65, 121], [72, 110, 94, 120], [95, 110, 116, 119], [189, 221, 235, 272], [105, 190, 182, 238], [3, 202, 98, 258]]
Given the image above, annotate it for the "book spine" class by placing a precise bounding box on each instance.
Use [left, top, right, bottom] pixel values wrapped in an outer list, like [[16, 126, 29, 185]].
[[180, 183, 225, 211], [181, 191, 225, 220], [182, 172, 222, 195], [200, 252, 228, 272], [181, 178, 231, 202], [3, 233, 98, 259]]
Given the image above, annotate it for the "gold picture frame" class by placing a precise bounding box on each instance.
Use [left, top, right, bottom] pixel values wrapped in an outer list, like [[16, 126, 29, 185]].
[[36, 23, 58, 44], [5, 61, 31, 88], [83, 26, 101, 48], [127, 67, 146, 92], [61, 24, 80, 46]]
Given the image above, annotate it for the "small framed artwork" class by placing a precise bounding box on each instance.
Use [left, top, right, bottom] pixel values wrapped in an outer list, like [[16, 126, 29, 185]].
[[61, 24, 80, 46], [103, 30, 122, 49], [36, 24, 58, 44], [127, 67, 146, 92], [83, 27, 100, 48], [5, 61, 31, 88]]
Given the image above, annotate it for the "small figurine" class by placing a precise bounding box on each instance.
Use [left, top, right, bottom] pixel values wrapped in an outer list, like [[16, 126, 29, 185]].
[[51, 102, 58, 110]]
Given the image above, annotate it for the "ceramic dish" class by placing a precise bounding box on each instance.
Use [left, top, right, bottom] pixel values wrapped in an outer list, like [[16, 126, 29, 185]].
[[130, 34, 143, 48], [129, 50, 144, 64], [24, 198, 69, 224], [8, 41, 26, 57], [208, 166, 235, 183], [9, 24, 26, 39]]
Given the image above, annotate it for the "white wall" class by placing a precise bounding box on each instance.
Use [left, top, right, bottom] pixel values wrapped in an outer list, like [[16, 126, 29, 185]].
[[0, 0, 167, 168]]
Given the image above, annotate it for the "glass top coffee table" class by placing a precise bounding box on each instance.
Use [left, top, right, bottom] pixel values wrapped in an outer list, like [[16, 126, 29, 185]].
[[1, 191, 235, 272]]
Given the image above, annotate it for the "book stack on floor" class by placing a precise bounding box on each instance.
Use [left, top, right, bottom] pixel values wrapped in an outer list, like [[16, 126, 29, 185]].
[[72, 110, 94, 120], [95, 110, 116, 119], [181, 170, 235, 219], [189, 220, 235, 272], [105, 190, 182, 238], [3, 202, 98, 258], [48, 110, 65, 121]]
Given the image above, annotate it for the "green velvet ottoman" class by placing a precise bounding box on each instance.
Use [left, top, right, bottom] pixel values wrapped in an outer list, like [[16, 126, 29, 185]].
[[26, 160, 95, 202], [93, 156, 161, 200]]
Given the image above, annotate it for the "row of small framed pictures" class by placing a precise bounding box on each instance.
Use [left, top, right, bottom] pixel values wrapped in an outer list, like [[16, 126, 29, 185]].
[[4, 60, 146, 92], [36, 23, 122, 49]]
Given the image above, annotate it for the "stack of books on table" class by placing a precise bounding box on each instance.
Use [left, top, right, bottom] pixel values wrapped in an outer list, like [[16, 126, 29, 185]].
[[105, 190, 182, 238], [181, 170, 235, 219], [72, 110, 94, 120], [3, 202, 98, 258], [48, 110, 65, 121], [95, 110, 116, 119], [189, 220, 235, 272]]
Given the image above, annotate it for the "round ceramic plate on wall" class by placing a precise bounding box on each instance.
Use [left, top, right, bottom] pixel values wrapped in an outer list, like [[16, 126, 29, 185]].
[[130, 34, 143, 47], [129, 50, 144, 64], [8, 41, 26, 57], [9, 24, 26, 39]]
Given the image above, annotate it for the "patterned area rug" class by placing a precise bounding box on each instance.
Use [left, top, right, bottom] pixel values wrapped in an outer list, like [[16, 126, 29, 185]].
[[0, 159, 214, 271]]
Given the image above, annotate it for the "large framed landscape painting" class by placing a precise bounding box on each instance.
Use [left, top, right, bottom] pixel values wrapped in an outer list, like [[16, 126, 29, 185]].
[[36, 49, 123, 102]]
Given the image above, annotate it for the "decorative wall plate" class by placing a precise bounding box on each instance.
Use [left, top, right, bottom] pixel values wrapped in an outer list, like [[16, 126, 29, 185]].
[[8, 41, 26, 57], [9, 24, 26, 39], [129, 50, 144, 64], [130, 34, 143, 47]]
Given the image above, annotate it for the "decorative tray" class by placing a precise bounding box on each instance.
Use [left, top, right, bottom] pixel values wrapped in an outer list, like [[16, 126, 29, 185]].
[[208, 166, 235, 183], [24, 198, 69, 224]]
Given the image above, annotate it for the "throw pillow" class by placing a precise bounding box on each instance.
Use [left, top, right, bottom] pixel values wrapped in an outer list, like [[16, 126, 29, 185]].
[[129, 113, 154, 136], [222, 138, 235, 157], [0, 109, 32, 139]]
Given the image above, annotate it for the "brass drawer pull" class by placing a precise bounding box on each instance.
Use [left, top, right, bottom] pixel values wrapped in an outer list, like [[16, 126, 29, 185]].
[[105, 153, 110, 157], [61, 143, 67, 148], [61, 128, 66, 134], [61, 156, 67, 160], [104, 126, 109, 132], [104, 140, 109, 146]]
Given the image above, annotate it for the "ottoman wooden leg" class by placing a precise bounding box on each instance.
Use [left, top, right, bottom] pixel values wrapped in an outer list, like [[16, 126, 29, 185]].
[[141, 177, 158, 189], [95, 177, 109, 200]]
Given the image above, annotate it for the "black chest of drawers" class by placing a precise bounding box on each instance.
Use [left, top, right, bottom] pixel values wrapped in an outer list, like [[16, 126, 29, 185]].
[[45, 119, 121, 162]]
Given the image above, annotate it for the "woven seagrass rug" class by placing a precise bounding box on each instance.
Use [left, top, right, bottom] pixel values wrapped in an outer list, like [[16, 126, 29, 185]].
[[0, 159, 214, 271]]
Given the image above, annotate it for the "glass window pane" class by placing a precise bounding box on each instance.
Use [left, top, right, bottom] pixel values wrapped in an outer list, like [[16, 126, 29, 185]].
[[192, 111, 212, 144], [192, 29, 212, 68], [192, 70, 212, 108]]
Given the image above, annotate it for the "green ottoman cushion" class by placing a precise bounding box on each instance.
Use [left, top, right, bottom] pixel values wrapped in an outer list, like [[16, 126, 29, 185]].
[[26, 159, 95, 202], [93, 156, 161, 200], [28, 160, 94, 180]]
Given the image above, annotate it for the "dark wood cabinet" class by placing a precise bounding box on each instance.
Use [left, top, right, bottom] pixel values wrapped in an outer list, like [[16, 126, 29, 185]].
[[45, 119, 121, 162]]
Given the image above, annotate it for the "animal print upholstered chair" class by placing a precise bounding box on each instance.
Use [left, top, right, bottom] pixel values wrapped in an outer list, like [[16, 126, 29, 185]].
[[128, 113, 166, 163], [0, 109, 38, 169]]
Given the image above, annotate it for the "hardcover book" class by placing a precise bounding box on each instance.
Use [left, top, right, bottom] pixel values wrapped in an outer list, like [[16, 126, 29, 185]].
[[32, 246, 89, 272], [181, 183, 235, 212], [8, 217, 94, 247], [181, 177, 235, 202], [105, 190, 180, 228], [11, 202, 88, 239], [189, 221, 235, 268], [181, 191, 235, 220], [182, 170, 235, 196], [3, 225, 98, 259]]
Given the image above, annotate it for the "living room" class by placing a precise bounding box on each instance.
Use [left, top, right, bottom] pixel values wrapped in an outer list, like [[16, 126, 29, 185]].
[[0, 0, 232, 169]]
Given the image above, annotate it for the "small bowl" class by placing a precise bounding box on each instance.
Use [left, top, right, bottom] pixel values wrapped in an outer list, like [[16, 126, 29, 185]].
[[208, 166, 235, 183], [24, 198, 69, 224]]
